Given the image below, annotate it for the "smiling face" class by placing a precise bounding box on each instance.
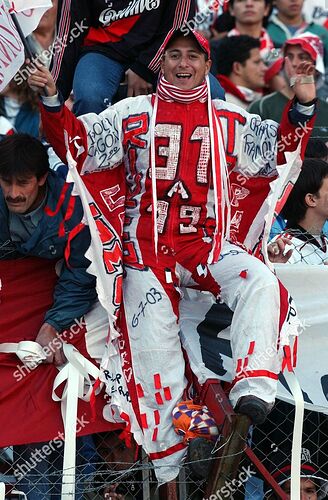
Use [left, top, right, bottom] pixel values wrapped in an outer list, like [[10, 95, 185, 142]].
[[0, 173, 48, 214], [161, 35, 211, 90]]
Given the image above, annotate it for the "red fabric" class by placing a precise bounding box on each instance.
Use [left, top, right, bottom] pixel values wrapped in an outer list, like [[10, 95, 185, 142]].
[[0, 257, 120, 447], [217, 74, 248, 104], [149, 441, 187, 460], [84, 15, 140, 46]]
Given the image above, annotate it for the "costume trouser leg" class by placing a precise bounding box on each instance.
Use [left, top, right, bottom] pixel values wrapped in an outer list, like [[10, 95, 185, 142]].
[[179, 241, 290, 407], [122, 265, 187, 483], [121, 242, 293, 482]]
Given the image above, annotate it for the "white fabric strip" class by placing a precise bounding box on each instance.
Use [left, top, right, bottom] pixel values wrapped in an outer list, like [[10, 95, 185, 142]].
[[52, 343, 101, 498], [284, 368, 304, 500], [0, 483, 5, 500], [150, 93, 159, 259], [0, 341, 46, 367], [0, 341, 101, 499]]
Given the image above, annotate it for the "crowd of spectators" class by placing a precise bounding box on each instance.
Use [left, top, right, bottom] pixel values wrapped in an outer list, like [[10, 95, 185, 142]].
[[0, 0, 328, 498]]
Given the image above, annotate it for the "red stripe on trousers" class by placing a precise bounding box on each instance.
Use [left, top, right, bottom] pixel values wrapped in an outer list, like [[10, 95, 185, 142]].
[[149, 441, 187, 460]]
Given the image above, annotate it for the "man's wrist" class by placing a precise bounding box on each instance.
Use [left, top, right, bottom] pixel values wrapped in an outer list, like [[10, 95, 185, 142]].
[[295, 97, 317, 106]]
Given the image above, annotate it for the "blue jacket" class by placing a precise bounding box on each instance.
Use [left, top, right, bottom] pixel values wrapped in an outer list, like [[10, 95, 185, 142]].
[[0, 97, 40, 138], [0, 170, 97, 331]]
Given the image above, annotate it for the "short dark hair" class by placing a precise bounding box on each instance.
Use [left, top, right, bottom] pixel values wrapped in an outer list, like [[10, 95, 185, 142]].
[[305, 138, 328, 161], [216, 35, 261, 76], [281, 159, 328, 226], [0, 134, 49, 180]]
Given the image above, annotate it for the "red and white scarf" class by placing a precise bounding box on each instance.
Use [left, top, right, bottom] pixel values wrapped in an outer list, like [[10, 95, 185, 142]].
[[152, 74, 230, 264], [228, 27, 274, 58], [156, 75, 208, 103]]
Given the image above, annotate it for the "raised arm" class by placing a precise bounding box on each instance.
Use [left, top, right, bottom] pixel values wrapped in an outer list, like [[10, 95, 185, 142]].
[[28, 64, 124, 174]]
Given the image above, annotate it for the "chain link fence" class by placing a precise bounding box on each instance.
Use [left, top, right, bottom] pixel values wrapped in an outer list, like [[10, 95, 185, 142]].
[[1, 399, 328, 499], [270, 227, 328, 265], [2, 243, 328, 499]]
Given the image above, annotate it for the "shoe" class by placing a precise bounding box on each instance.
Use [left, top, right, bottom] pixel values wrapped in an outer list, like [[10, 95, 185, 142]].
[[187, 437, 215, 479], [235, 395, 274, 425]]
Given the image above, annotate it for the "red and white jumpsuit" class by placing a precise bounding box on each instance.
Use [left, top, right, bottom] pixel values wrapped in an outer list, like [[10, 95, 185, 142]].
[[40, 92, 314, 482]]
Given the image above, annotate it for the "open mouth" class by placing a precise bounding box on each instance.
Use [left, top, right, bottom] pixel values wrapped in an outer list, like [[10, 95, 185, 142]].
[[176, 73, 192, 79]]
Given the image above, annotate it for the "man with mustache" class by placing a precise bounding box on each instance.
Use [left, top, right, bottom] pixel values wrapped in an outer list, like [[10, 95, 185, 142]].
[[0, 133, 97, 365]]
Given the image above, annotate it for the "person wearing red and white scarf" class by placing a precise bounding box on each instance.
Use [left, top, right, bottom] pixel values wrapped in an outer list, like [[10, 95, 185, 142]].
[[216, 35, 266, 109], [228, 0, 274, 58], [30, 29, 316, 484]]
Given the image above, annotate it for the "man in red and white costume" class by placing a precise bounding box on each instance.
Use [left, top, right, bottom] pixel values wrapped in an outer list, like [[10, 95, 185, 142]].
[[29, 29, 316, 483]]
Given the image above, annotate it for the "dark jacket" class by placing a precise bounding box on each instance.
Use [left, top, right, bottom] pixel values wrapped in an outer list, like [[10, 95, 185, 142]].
[[0, 170, 97, 331], [0, 97, 40, 138], [52, 0, 196, 100]]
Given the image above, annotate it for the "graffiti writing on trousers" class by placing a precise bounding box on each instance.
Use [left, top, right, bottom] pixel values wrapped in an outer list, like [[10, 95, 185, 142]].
[[102, 371, 131, 402], [132, 288, 162, 327]]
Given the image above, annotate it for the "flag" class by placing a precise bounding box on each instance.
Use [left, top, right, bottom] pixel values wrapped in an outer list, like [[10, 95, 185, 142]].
[[6, 0, 53, 36], [0, 0, 53, 92], [0, 1, 24, 92]]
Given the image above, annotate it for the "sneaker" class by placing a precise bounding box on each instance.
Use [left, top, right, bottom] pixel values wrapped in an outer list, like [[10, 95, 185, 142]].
[[187, 437, 215, 479], [235, 396, 274, 425]]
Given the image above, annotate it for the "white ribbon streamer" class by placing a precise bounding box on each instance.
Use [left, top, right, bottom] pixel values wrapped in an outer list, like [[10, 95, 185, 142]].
[[0, 482, 5, 500], [0, 341, 46, 368], [284, 368, 305, 500], [52, 343, 101, 498], [0, 341, 101, 499]]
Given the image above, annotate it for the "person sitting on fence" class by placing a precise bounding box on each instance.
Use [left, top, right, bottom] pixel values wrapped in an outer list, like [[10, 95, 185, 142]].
[[28, 28, 316, 484]]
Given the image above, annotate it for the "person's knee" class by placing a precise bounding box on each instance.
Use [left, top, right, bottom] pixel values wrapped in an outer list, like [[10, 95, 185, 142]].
[[73, 92, 111, 115], [247, 266, 279, 296]]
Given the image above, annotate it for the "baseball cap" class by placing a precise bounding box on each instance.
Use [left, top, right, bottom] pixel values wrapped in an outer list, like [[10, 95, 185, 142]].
[[283, 33, 325, 75], [163, 28, 211, 60]]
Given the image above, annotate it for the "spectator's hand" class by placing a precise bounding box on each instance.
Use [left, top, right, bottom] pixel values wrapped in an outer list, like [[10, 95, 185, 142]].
[[285, 57, 316, 104], [267, 237, 293, 263], [35, 322, 66, 366], [103, 483, 125, 499], [27, 61, 57, 97], [126, 69, 153, 97]]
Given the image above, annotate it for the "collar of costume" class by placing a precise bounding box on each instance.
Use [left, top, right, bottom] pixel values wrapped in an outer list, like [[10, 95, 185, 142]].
[[150, 75, 231, 264], [156, 74, 208, 104]]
